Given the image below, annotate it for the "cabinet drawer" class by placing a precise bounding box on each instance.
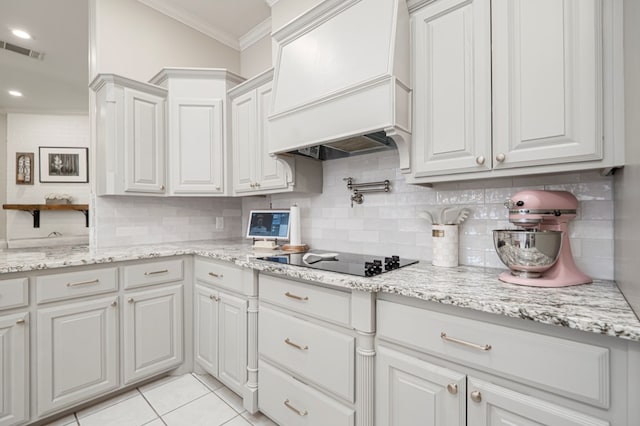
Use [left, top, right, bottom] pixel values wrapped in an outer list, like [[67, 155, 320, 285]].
[[36, 267, 118, 304], [259, 274, 351, 326], [123, 258, 183, 289], [259, 307, 355, 402], [0, 277, 28, 310], [259, 360, 355, 426], [194, 257, 243, 293], [377, 300, 610, 408]]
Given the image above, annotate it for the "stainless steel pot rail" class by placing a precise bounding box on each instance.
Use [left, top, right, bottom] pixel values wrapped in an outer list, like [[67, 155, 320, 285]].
[[344, 177, 391, 207]]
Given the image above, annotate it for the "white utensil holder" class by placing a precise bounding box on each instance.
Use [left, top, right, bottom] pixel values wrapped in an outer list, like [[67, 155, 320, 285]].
[[432, 224, 459, 267]]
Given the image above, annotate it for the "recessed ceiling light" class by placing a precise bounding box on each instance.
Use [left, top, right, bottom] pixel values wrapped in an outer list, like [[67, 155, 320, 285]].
[[8, 90, 23, 97], [11, 29, 32, 39]]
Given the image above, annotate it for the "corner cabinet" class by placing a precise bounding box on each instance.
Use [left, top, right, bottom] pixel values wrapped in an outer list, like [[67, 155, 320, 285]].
[[228, 69, 323, 196], [91, 74, 167, 195], [406, 0, 624, 184], [149, 68, 245, 196], [193, 257, 257, 412]]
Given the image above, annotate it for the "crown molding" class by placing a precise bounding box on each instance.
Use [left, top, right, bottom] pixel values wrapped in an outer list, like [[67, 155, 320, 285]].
[[137, 0, 241, 51], [264, 0, 280, 6], [239, 17, 272, 51]]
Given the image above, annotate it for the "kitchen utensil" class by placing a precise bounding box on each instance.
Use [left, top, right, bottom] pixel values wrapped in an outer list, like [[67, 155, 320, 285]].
[[493, 190, 591, 287], [302, 252, 340, 264], [419, 211, 434, 224], [493, 230, 562, 277], [454, 208, 471, 224]]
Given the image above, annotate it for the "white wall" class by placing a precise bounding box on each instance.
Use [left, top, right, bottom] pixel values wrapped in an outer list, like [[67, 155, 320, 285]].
[[5, 114, 90, 242], [93, 0, 240, 82], [615, 0, 640, 317], [243, 151, 615, 280], [0, 114, 6, 248], [241, 35, 272, 79]]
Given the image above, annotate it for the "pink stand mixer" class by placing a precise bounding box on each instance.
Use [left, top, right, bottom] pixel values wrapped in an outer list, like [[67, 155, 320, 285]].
[[493, 190, 592, 288]]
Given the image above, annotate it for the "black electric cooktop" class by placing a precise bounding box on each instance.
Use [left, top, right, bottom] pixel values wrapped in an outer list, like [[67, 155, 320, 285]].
[[256, 250, 419, 277]]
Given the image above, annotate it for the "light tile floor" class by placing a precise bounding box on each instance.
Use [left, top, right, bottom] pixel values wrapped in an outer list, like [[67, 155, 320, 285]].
[[44, 373, 279, 426]]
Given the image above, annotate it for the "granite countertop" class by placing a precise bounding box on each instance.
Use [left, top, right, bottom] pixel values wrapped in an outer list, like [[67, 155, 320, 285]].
[[1, 239, 639, 342]]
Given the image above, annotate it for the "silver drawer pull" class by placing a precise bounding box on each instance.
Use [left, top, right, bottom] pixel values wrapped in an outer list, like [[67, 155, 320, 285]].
[[208, 272, 223, 278], [144, 269, 168, 276], [284, 338, 308, 351], [66, 279, 100, 287], [284, 291, 308, 301], [209, 294, 220, 302], [441, 332, 492, 351], [284, 399, 308, 417], [16, 319, 26, 325]]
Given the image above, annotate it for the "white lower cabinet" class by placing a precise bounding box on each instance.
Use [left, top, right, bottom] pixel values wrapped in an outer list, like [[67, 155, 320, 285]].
[[259, 360, 355, 426], [466, 377, 608, 426], [36, 296, 119, 416], [0, 312, 29, 426], [257, 274, 375, 426], [376, 345, 465, 426], [375, 297, 621, 426], [123, 284, 183, 384], [194, 284, 247, 394]]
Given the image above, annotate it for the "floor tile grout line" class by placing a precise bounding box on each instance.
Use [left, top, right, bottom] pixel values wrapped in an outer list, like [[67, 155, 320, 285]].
[[191, 372, 250, 414], [137, 386, 169, 426], [220, 413, 244, 426], [152, 391, 212, 419]]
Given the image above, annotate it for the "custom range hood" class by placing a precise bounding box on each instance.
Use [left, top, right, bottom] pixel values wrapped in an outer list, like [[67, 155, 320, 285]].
[[268, 0, 411, 170]]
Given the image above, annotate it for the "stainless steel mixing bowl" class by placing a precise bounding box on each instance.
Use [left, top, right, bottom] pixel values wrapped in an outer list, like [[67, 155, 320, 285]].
[[492, 230, 563, 278]]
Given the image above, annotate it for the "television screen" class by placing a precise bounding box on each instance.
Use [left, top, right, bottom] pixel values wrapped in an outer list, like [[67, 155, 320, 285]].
[[246, 210, 290, 240]]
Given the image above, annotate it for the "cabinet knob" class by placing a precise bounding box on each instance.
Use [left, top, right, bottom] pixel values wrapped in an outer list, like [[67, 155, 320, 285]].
[[470, 390, 482, 403], [16, 318, 26, 325], [216, 186, 221, 190], [160, 185, 165, 190], [495, 153, 506, 163], [127, 298, 134, 303], [250, 183, 255, 188], [447, 383, 458, 395], [256, 182, 261, 187], [209, 294, 220, 301], [475, 156, 485, 165], [111, 300, 118, 307]]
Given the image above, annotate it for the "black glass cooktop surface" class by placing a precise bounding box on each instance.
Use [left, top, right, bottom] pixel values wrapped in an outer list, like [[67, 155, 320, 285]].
[[256, 250, 419, 277]]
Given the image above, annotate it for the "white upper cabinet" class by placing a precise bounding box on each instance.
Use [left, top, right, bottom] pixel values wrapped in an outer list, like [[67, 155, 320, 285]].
[[411, 0, 492, 177], [91, 75, 167, 195], [229, 69, 323, 196], [150, 68, 245, 196], [407, 0, 624, 183], [492, 0, 603, 169]]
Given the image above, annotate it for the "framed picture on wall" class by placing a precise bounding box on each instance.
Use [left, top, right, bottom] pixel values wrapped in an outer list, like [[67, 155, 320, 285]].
[[16, 152, 35, 185], [39, 147, 89, 183]]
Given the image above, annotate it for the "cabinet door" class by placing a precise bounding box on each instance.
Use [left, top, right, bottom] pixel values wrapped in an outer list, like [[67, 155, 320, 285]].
[[467, 377, 609, 426], [492, 0, 603, 169], [37, 297, 118, 416], [376, 346, 465, 426], [0, 313, 29, 426], [256, 82, 289, 191], [169, 98, 225, 195], [124, 87, 166, 193], [411, 0, 492, 177], [217, 291, 247, 391], [194, 284, 219, 376], [123, 285, 183, 384], [232, 90, 258, 193]]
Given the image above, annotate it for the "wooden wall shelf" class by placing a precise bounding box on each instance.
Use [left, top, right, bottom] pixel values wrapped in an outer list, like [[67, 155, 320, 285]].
[[2, 204, 89, 228]]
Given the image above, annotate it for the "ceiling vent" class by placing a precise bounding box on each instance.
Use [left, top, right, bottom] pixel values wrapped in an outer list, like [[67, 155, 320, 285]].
[[0, 40, 44, 60]]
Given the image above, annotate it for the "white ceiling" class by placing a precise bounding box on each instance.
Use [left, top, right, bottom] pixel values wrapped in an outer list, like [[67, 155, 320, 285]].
[[0, 0, 271, 114]]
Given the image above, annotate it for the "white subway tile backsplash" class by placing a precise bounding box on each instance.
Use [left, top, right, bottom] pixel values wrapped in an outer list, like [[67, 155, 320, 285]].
[[249, 151, 615, 280]]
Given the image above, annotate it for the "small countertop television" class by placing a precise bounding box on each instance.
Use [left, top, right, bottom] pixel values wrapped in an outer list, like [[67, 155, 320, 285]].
[[246, 210, 290, 240]]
